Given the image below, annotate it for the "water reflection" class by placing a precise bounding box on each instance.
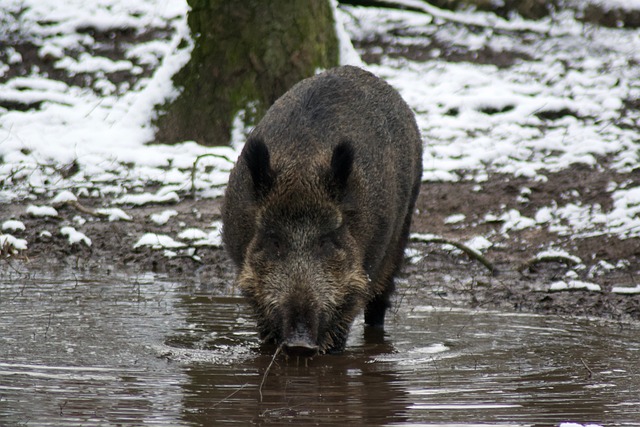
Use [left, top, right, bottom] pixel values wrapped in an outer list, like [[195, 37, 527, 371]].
[[171, 290, 409, 425], [1, 268, 639, 426]]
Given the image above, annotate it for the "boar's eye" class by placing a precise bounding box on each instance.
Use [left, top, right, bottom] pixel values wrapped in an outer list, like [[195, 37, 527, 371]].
[[259, 232, 286, 258], [316, 233, 339, 258]]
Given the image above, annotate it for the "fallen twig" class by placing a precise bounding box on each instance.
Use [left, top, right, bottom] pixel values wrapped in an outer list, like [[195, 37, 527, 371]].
[[53, 200, 133, 222], [212, 383, 249, 408], [51, 199, 105, 218], [67, 200, 107, 218], [410, 234, 497, 275], [259, 345, 282, 402], [518, 254, 581, 274]]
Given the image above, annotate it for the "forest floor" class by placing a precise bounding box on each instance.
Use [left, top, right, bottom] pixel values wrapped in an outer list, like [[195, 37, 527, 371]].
[[3, 166, 639, 323]]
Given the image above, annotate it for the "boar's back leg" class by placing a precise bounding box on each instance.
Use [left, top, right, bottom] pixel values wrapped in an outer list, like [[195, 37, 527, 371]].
[[365, 177, 420, 328], [364, 276, 395, 327]]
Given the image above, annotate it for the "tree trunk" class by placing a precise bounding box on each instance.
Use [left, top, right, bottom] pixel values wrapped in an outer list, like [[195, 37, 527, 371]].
[[155, 0, 340, 146]]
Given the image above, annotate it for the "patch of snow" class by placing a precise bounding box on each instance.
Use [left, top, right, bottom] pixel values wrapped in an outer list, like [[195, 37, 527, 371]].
[[2, 220, 25, 232], [549, 280, 601, 292], [535, 249, 582, 265], [564, 270, 579, 279], [192, 232, 223, 248], [95, 208, 132, 222], [465, 236, 492, 252], [405, 247, 424, 264], [0, 234, 28, 251], [55, 53, 136, 74], [587, 260, 616, 278], [39, 230, 52, 238], [26, 205, 59, 217], [113, 190, 179, 206], [194, 220, 223, 246], [150, 209, 178, 225], [444, 213, 466, 224], [611, 285, 640, 295], [60, 226, 91, 246], [178, 228, 208, 240], [133, 233, 185, 249], [163, 249, 178, 258], [500, 209, 537, 233], [51, 190, 78, 204], [410, 233, 443, 241], [534, 207, 553, 224], [600, 0, 640, 12]]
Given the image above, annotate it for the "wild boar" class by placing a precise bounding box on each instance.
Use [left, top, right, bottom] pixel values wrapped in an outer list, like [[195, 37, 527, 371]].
[[222, 65, 422, 356]]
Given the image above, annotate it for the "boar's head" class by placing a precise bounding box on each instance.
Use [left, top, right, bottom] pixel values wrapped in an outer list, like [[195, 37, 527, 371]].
[[236, 138, 369, 356]]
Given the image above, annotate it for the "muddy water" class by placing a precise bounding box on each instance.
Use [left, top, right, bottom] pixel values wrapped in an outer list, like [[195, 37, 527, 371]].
[[1, 269, 639, 426]]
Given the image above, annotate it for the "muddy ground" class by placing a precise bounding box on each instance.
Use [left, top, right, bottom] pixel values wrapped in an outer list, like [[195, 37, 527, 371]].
[[2, 166, 639, 323]]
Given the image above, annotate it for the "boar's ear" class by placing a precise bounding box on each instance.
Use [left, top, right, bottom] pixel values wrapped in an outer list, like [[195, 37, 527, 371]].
[[327, 141, 354, 200], [244, 137, 274, 200]]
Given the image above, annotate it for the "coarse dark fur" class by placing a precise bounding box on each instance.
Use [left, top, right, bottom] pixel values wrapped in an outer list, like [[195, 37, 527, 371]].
[[222, 65, 422, 355]]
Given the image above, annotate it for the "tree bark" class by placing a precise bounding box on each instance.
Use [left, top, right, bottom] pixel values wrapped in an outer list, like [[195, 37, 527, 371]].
[[155, 0, 339, 147]]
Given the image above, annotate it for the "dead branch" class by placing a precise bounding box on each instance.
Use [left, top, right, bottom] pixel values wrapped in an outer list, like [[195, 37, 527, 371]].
[[52, 200, 106, 219], [410, 234, 497, 275], [338, 0, 552, 34], [518, 254, 580, 274]]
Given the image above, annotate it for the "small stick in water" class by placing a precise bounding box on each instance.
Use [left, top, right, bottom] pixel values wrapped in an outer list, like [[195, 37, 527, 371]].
[[212, 383, 248, 408], [580, 358, 593, 379], [259, 345, 282, 402]]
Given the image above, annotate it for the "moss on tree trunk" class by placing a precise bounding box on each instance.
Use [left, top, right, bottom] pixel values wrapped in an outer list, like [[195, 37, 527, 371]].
[[155, 0, 339, 146]]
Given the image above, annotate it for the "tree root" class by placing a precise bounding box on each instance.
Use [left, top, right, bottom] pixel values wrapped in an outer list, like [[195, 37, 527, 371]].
[[410, 234, 497, 275]]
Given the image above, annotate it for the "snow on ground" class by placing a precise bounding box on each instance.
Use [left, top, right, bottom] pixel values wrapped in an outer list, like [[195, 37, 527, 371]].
[[0, 2, 639, 264], [341, 4, 640, 241], [60, 225, 91, 246], [0, 0, 235, 204]]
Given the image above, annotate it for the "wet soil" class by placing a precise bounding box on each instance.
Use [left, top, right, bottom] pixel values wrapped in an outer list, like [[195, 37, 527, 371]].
[[3, 165, 639, 323]]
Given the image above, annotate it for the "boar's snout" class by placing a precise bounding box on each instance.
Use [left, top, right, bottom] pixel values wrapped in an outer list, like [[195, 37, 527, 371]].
[[282, 316, 319, 358], [283, 337, 319, 358]]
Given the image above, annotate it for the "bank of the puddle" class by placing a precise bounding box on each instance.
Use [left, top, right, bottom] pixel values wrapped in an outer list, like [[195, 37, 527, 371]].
[[1, 269, 639, 426]]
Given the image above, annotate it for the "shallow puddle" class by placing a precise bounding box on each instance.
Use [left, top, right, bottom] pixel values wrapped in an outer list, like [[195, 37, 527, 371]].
[[1, 269, 639, 426]]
